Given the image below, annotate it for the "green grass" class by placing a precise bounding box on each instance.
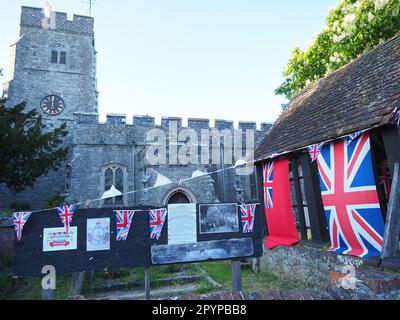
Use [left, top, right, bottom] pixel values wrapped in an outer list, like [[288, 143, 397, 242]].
[[90, 264, 187, 289], [0, 211, 12, 218], [0, 262, 301, 299], [189, 261, 300, 294], [0, 272, 73, 300]]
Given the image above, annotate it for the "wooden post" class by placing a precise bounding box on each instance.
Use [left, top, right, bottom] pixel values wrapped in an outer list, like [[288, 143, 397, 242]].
[[291, 156, 307, 240], [300, 153, 329, 244], [41, 288, 55, 300], [381, 162, 400, 259], [255, 164, 267, 236], [144, 267, 151, 300], [69, 271, 85, 298], [231, 259, 242, 293], [88, 270, 95, 290]]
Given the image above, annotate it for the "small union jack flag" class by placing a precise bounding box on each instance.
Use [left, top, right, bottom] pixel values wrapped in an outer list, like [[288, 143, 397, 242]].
[[57, 204, 76, 234], [13, 212, 32, 241], [149, 208, 167, 240], [239, 204, 257, 233], [115, 210, 136, 241], [347, 130, 366, 145], [263, 161, 274, 210], [308, 143, 325, 162]]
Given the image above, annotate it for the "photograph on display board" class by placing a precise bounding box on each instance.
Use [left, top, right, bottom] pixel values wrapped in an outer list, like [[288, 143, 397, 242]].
[[43, 227, 78, 252], [199, 204, 239, 234], [87, 218, 111, 252]]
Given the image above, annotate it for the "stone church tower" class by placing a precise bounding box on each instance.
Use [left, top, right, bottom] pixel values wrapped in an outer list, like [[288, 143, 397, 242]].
[[1, 7, 98, 209], [3, 6, 98, 118]]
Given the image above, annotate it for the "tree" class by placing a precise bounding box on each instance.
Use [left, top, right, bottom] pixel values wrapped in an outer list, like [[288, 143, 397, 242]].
[[0, 99, 68, 193], [276, 0, 400, 100]]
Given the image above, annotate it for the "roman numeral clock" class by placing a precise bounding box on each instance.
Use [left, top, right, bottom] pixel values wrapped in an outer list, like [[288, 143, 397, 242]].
[[41, 95, 65, 116]]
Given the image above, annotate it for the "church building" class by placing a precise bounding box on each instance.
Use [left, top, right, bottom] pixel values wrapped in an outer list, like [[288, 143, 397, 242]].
[[1, 7, 271, 211]]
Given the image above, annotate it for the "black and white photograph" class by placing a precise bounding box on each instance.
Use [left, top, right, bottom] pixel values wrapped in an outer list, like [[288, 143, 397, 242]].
[[199, 204, 239, 234]]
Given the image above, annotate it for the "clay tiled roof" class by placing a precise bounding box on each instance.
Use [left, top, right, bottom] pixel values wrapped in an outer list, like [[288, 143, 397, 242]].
[[255, 34, 400, 162]]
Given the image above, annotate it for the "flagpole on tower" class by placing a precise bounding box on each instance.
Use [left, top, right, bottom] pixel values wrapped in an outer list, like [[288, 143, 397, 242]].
[[84, 0, 97, 16]]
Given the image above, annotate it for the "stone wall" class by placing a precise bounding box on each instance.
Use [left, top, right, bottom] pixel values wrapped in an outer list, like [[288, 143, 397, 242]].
[[69, 114, 272, 208], [254, 244, 365, 288]]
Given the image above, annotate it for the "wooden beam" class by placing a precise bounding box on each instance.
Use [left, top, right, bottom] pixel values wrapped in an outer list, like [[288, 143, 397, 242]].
[[69, 271, 85, 298], [255, 164, 267, 237], [300, 153, 329, 244], [151, 238, 254, 264], [144, 267, 151, 300], [41, 288, 55, 300], [231, 259, 242, 293], [381, 126, 400, 177], [291, 156, 307, 240], [381, 162, 400, 259], [370, 133, 388, 220]]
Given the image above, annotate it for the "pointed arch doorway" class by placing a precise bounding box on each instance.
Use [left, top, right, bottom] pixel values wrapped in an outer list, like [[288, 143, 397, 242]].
[[165, 188, 196, 205]]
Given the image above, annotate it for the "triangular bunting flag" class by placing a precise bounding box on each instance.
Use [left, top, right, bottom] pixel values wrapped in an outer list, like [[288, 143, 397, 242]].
[[347, 130, 366, 144], [308, 143, 324, 162], [239, 204, 256, 233], [153, 171, 172, 187], [57, 204, 76, 234], [12, 212, 32, 241], [149, 208, 167, 240], [101, 185, 122, 199], [115, 210, 136, 241]]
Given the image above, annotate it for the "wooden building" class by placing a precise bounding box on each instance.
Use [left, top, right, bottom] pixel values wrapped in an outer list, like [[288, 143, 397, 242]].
[[254, 34, 400, 265]]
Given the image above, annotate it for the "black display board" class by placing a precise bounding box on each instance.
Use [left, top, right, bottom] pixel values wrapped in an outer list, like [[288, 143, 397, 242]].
[[13, 203, 264, 276]]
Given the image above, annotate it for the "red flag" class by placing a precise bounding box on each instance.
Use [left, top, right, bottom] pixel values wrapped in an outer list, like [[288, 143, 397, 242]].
[[263, 158, 300, 250]]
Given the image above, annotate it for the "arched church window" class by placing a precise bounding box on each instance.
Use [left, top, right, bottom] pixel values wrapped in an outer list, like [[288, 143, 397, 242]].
[[115, 168, 124, 205], [101, 164, 127, 206]]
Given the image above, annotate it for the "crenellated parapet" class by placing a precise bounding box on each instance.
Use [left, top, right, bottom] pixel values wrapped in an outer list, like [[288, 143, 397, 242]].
[[73, 112, 272, 132], [20, 6, 94, 35]]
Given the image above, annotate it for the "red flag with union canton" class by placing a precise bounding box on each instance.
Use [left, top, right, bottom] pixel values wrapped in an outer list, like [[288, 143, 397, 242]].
[[263, 158, 300, 250]]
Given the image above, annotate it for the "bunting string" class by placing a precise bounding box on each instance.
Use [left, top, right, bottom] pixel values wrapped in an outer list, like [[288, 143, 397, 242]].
[[21, 160, 259, 215], [8, 127, 380, 217]]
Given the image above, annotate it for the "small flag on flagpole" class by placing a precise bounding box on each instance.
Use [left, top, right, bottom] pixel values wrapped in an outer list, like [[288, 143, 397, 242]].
[[13, 212, 32, 241]]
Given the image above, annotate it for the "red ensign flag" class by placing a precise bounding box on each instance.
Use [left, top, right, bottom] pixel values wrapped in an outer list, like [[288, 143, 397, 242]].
[[263, 157, 300, 250]]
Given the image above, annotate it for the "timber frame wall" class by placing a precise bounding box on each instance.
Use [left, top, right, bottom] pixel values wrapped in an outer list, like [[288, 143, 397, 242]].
[[255, 124, 400, 261]]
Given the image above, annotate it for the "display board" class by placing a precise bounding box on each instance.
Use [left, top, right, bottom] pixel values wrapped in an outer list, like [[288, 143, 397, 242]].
[[13, 203, 264, 276]]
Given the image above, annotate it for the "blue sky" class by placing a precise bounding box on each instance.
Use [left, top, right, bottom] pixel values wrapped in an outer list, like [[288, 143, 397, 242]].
[[0, 0, 338, 126]]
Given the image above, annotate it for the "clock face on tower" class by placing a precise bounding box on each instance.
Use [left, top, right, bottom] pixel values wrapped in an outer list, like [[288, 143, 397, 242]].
[[40, 95, 65, 116]]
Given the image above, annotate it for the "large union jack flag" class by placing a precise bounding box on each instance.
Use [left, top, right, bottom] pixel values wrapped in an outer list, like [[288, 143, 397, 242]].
[[149, 208, 167, 240], [57, 204, 76, 234], [13, 212, 32, 241], [263, 162, 274, 210], [316, 133, 385, 258], [115, 210, 136, 241], [239, 204, 257, 233]]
